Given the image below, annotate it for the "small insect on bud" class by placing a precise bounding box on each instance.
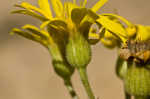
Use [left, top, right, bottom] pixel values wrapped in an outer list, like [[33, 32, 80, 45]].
[[66, 33, 91, 68], [119, 40, 150, 63]]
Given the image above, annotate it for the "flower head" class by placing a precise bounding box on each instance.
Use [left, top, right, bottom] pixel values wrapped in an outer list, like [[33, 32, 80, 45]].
[[10, 0, 110, 78], [10, 0, 109, 47]]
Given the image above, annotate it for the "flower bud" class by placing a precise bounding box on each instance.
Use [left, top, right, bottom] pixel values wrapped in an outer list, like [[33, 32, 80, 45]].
[[115, 57, 128, 79], [48, 44, 74, 79], [124, 62, 150, 96], [66, 33, 91, 68], [52, 60, 74, 79]]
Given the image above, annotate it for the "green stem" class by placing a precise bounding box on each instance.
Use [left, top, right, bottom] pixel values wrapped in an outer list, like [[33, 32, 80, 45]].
[[78, 67, 95, 99], [134, 96, 149, 99], [64, 79, 79, 99], [124, 91, 131, 99]]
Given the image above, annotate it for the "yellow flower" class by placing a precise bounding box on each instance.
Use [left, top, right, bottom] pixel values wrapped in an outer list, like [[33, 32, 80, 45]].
[[10, 0, 110, 78], [10, 0, 109, 47], [93, 13, 150, 49]]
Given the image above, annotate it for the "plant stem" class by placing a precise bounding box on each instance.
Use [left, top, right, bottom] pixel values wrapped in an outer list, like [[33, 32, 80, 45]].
[[134, 96, 149, 99], [124, 91, 131, 99], [78, 67, 95, 99], [64, 79, 79, 99]]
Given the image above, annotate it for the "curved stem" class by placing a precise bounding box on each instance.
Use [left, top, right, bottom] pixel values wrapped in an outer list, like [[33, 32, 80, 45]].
[[78, 67, 95, 99], [64, 79, 79, 99]]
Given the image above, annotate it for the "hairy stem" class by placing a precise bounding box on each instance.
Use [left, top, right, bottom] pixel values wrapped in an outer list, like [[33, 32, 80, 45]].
[[64, 79, 79, 99], [78, 67, 95, 99]]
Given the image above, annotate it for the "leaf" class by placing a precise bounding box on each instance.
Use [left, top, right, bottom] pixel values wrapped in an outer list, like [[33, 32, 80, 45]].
[[50, 0, 63, 17], [11, 10, 48, 21], [38, 0, 53, 19], [91, 0, 108, 12]]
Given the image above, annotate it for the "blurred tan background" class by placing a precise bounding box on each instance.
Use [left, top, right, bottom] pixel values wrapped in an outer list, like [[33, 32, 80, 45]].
[[0, 0, 150, 99]]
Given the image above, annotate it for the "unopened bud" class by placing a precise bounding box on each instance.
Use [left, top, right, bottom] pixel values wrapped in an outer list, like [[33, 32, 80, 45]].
[[124, 62, 150, 96], [66, 33, 91, 68]]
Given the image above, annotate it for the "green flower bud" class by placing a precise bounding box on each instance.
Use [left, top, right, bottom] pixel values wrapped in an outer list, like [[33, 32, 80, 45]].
[[66, 33, 91, 68], [48, 44, 74, 79], [52, 60, 74, 79], [124, 62, 150, 96], [115, 57, 128, 79]]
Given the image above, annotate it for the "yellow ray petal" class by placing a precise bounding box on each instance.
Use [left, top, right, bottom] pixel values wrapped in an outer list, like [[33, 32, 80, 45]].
[[89, 32, 99, 39], [91, 0, 108, 12], [101, 13, 133, 27], [136, 25, 150, 41], [96, 15, 127, 43], [38, 0, 53, 19], [15, 2, 49, 19], [11, 10, 48, 21], [100, 37, 118, 49], [64, 2, 79, 19], [10, 28, 42, 42], [22, 24, 49, 39], [50, 0, 63, 17], [80, 0, 87, 7], [40, 21, 51, 29]]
